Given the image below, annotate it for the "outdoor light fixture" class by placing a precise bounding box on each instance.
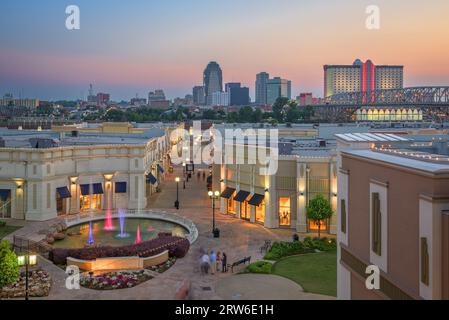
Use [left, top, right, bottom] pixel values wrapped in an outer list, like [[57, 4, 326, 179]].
[[175, 177, 180, 182], [300, 192, 304, 196], [208, 190, 221, 238], [174, 177, 180, 209], [265, 188, 269, 193], [17, 253, 38, 301]]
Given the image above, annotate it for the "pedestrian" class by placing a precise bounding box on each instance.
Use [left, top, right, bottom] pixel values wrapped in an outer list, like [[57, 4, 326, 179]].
[[197, 171, 201, 181], [201, 253, 210, 275], [203, 172, 206, 181], [210, 250, 217, 275], [222, 252, 227, 273], [216, 251, 222, 272]]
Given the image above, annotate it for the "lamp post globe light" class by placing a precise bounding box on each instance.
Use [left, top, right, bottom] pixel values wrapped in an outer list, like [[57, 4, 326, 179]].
[[208, 190, 221, 238], [174, 177, 180, 209], [17, 253, 38, 300]]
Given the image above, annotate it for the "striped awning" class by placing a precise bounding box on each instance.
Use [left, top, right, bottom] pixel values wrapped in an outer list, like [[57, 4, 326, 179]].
[[157, 164, 165, 174], [80, 183, 103, 195], [248, 194, 264, 206], [234, 190, 250, 202], [220, 187, 235, 199], [56, 187, 71, 199]]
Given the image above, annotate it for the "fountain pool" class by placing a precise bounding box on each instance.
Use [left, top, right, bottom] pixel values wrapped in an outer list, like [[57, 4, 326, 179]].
[[54, 218, 189, 249]]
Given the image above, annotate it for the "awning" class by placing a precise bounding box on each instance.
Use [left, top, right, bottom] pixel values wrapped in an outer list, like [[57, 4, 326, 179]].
[[92, 183, 104, 194], [56, 187, 71, 199], [234, 190, 250, 202], [80, 184, 91, 196], [147, 173, 157, 185], [0, 189, 11, 201], [220, 187, 235, 199], [248, 194, 265, 206], [157, 164, 165, 174], [80, 184, 103, 195], [115, 182, 127, 193]]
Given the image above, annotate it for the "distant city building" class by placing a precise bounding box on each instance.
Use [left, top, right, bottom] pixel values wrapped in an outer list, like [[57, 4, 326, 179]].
[[192, 86, 206, 105], [173, 95, 194, 107], [225, 83, 250, 106], [96, 93, 110, 106], [203, 62, 223, 105], [0, 94, 39, 108], [266, 77, 292, 105], [297, 93, 319, 106], [211, 91, 230, 107], [255, 72, 270, 105], [148, 89, 170, 109], [87, 84, 96, 103], [130, 97, 147, 107], [324, 59, 404, 98]]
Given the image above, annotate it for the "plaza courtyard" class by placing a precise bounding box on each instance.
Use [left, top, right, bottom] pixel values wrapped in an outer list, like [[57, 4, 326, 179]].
[[3, 166, 335, 300]]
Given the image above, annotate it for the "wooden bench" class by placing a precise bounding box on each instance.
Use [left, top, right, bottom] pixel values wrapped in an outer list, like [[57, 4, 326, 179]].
[[227, 256, 251, 273]]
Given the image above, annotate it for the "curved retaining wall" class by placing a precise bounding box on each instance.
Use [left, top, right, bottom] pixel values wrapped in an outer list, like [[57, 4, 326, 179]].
[[64, 209, 198, 244], [67, 250, 169, 271]]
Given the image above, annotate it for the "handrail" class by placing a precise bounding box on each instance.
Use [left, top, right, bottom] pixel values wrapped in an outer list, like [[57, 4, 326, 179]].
[[0, 199, 11, 218]]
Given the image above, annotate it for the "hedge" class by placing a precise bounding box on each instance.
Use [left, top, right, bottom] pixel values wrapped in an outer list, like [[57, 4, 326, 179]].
[[49, 234, 190, 265], [264, 237, 336, 261]]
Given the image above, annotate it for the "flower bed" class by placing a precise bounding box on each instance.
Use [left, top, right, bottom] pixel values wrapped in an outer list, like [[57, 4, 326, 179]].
[[80, 270, 152, 290], [264, 237, 336, 261], [49, 234, 190, 265], [148, 257, 176, 273], [0, 269, 51, 298]]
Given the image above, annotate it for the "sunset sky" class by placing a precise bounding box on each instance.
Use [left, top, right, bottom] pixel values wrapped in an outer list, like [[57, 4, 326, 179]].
[[1, 0, 449, 101]]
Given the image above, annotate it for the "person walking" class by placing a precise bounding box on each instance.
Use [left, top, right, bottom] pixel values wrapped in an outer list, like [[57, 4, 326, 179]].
[[222, 252, 227, 273], [201, 253, 210, 275], [210, 250, 217, 275], [216, 251, 222, 272]]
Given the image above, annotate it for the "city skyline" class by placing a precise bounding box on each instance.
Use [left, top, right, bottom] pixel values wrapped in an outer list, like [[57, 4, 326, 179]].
[[1, 0, 449, 101]]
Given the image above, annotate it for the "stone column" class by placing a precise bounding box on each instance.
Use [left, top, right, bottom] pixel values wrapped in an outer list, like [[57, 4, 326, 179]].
[[264, 174, 277, 228], [297, 162, 307, 233], [69, 179, 80, 215]]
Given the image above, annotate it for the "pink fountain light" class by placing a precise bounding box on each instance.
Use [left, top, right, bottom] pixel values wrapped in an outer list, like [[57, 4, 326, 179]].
[[104, 210, 115, 231], [134, 225, 142, 244]]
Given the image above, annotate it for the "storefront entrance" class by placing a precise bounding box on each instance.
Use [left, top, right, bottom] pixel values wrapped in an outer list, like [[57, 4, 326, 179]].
[[79, 183, 103, 211], [279, 197, 291, 227]]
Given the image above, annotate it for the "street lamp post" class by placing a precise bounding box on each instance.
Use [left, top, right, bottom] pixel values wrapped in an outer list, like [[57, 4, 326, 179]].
[[174, 177, 180, 209], [182, 163, 186, 189], [17, 253, 37, 300], [208, 190, 220, 238]]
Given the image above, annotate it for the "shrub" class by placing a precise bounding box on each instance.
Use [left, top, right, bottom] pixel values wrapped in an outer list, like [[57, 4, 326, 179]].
[[264, 237, 336, 260], [245, 261, 272, 274], [0, 240, 20, 288], [0, 221, 6, 228], [49, 236, 190, 265]]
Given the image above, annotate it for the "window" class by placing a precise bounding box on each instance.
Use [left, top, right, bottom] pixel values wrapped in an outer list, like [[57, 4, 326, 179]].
[[421, 237, 429, 286], [227, 197, 236, 214], [279, 197, 291, 226], [256, 202, 265, 223], [341, 199, 346, 233], [372, 192, 382, 255]]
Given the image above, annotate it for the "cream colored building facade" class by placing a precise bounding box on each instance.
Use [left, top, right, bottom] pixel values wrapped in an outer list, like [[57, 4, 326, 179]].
[[0, 127, 170, 221]]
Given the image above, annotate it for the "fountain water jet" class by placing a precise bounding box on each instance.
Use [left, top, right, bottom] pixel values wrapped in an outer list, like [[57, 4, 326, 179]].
[[104, 210, 115, 231], [134, 225, 142, 244], [86, 221, 95, 245], [116, 209, 130, 238]]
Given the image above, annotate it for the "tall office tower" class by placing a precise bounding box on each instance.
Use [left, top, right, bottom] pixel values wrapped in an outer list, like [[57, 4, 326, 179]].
[[211, 91, 230, 107], [324, 59, 404, 98], [203, 61, 223, 105], [225, 82, 250, 106], [255, 72, 269, 105], [266, 77, 292, 105], [96, 93, 110, 106], [87, 84, 96, 103], [148, 89, 166, 102], [192, 86, 206, 105]]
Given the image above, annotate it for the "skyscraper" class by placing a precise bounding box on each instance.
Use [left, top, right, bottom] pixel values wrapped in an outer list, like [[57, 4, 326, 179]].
[[203, 61, 223, 105], [225, 83, 250, 106], [323, 59, 404, 98], [266, 77, 292, 105], [192, 86, 206, 105], [255, 72, 269, 105]]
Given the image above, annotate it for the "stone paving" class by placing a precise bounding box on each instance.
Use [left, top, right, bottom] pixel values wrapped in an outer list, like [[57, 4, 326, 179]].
[[4, 166, 333, 300]]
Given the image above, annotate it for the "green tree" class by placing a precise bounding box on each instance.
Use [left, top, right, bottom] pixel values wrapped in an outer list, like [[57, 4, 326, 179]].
[[272, 97, 290, 123], [252, 108, 263, 123], [0, 240, 19, 288], [306, 194, 333, 238], [238, 106, 254, 122], [286, 103, 300, 123], [202, 109, 217, 120]]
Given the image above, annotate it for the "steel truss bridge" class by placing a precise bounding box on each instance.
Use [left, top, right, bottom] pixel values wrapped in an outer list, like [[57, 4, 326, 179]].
[[311, 86, 449, 122]]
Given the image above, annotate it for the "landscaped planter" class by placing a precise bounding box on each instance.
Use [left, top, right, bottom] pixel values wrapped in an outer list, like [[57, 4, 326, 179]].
[[0, 270, 51, 299]]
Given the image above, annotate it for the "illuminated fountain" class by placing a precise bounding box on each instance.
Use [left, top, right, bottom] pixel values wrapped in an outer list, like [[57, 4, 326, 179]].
[[116, 209, 130, 238], [86, 221, 95, 245], [134, 225, 142, 244], [104, 210, 115, 231]]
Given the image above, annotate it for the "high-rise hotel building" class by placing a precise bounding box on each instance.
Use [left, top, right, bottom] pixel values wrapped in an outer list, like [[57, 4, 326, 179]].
[[324, 59, 404, 98]]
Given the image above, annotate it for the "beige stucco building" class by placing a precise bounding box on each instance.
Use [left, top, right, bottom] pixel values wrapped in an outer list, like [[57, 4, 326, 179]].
[[0, 123, 171, 221]]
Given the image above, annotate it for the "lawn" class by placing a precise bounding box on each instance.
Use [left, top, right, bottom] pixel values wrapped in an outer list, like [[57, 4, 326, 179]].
[[0, 225, 22, 240], [271, 250, 337, 297]]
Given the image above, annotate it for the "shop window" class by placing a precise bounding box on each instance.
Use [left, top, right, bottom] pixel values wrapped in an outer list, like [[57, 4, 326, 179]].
[[227, 197, 236, 215], [256, 202, 265, 223], [279, 197, 291, 226]]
